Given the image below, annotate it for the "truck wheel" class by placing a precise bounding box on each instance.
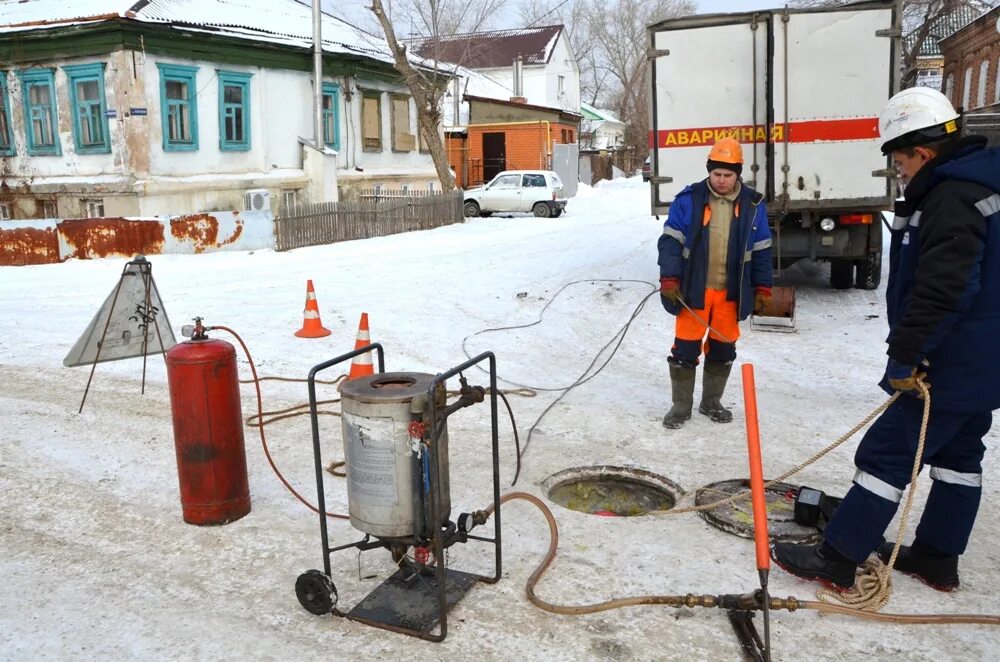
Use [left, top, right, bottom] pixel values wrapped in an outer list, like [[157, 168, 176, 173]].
[[855, 252, 882, 290], [830, 261, 854, 289]]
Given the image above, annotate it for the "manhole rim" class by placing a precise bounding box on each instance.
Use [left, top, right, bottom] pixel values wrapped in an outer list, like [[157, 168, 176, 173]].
[[541, 464, 686, 517], [694, 478, 822, 544]]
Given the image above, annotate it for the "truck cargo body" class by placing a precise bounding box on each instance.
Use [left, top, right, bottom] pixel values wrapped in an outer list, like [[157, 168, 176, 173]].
[[647, 0, 901, 289]]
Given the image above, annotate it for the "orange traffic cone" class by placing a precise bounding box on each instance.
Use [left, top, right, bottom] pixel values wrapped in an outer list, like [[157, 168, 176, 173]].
[[348, 312, 374, 379], [294, 280, 332, 338]]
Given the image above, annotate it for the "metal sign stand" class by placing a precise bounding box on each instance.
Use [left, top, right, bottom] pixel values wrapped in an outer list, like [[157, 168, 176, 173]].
[[74, 256, 173, 413]]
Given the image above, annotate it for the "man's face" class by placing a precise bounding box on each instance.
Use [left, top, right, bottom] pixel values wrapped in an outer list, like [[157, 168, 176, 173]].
[[891, 147, 933, 187], [709, 168, 738, 195]]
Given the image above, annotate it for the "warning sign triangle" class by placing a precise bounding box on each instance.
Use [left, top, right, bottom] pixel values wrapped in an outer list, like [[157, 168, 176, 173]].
[[64, 259, 177, 367]]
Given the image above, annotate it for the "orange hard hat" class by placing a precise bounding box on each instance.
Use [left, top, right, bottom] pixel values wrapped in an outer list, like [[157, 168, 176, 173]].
[[707, 137, 744, 165]]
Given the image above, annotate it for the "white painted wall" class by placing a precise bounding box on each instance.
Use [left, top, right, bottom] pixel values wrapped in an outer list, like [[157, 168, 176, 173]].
[[1, 55, 124, 178], [339, 76, 437, 176], [471, 34, 580, 113], [2, 49, 439, 215]]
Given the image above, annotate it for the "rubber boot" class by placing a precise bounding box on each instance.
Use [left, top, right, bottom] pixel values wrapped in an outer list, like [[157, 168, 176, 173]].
[[878, 540, 960, 592], [662, 362, 696, 429], [698, 360, 733, 423]]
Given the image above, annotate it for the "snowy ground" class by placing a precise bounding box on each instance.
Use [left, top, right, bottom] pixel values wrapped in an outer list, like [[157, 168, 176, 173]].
[[2, 177, 997, 660]]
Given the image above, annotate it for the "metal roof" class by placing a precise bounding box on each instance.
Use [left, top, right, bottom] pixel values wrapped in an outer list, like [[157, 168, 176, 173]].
[[410, 25, 563, 69], [905, 3, 988, 58], [0, 0, 395, 63]]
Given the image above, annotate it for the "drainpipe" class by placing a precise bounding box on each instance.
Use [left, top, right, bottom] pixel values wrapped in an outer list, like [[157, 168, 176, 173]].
[[312, 0, 323, 149]]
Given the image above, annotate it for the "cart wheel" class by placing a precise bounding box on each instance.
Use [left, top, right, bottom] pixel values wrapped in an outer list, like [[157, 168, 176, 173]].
[[296, 569, 337, 615]]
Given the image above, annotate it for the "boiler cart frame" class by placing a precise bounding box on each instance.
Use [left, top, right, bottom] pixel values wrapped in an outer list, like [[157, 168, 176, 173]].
[[304, 345, 503, 641]]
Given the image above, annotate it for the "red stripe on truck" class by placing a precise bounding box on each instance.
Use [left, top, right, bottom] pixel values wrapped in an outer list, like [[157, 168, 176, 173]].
[[648, 117, 880, 148]]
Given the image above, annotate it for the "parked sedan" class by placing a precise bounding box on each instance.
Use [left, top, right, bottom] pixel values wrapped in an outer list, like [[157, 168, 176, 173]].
[[463, 170, 567, 218]]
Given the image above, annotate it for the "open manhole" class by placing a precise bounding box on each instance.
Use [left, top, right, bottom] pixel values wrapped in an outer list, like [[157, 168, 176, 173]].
[[543, 466, 683, 517], [694, 478, 821, 543]]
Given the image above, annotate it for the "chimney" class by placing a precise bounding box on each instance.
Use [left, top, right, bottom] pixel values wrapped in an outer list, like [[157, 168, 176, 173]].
[[510, 54, 526, 104]]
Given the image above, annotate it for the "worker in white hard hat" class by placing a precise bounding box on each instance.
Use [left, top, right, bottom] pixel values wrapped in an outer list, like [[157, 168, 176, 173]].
[[774, 87, 1000, 592]]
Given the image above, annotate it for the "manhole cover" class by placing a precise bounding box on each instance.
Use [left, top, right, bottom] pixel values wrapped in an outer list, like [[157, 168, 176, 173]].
[[543, 466, 683, 517], [694, 479, 821, 543]]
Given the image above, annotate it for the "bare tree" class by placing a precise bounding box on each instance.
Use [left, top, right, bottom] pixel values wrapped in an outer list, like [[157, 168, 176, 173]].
[[587, 0, 694, 154], [792, 0, 992, 89], [368, 0, 509, 191], [519, 0, 610, 105]]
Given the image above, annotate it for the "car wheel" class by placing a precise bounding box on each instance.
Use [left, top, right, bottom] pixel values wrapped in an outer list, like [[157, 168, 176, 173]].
[[463, 201, 481, 218], [533, 202, 552, 218]]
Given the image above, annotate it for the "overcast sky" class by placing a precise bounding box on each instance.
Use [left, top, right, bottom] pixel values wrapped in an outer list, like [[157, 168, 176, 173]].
[[326, 0, 784, 33]]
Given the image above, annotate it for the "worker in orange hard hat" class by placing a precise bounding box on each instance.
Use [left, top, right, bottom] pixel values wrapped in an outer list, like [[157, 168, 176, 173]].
[[657, 137, 773, 429]]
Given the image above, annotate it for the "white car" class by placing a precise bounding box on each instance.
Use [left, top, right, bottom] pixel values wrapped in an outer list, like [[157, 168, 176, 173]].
[[463, 170, 567, 218]]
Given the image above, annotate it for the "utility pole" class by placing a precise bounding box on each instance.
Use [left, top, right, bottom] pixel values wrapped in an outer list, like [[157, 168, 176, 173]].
[[312, 0, 323, 148]]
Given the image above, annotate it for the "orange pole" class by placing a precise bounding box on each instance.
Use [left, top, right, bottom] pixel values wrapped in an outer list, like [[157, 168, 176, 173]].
[[742, 363, 773, 661], [741, 363, 770, 570]]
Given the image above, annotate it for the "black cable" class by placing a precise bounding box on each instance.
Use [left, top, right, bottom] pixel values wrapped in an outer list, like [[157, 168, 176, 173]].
[[462, 279, 658, 484]]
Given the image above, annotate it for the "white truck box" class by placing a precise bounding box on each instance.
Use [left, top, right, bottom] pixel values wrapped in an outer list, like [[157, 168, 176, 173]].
[[647, 0, 901, 289]]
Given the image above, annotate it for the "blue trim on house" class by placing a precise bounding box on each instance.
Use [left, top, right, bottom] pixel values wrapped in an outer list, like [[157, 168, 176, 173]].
[[64, 62, 111, 154], [322, 82, 341, 150], [17, 68, 61, 156], [157, 63, 199, 152], [0, 72, 13, 156], [218, 70, 251, 151]]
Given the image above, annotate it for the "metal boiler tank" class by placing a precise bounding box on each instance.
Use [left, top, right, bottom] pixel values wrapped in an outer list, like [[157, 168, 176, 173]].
[[339, 372, 451, 539]]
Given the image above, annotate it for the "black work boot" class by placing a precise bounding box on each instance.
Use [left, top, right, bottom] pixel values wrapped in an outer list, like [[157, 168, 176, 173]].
[[698, 360, 733, 423], [878, 540, 959, 592], [772, 542, 857, 590], [662, 362, 696, 429]]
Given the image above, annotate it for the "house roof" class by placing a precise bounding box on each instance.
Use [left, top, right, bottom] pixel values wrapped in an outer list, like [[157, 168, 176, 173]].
[[580, 102, 621, 124], [465, 93, 581, 123], [904, 3, 988, 58], [0, 0, 396, 64], [410, 25, 563, 69], [939, 5, 1000, 52]]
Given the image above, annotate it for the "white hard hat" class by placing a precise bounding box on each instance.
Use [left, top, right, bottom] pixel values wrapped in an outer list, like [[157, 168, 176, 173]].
[[879, 87, 960, 155]]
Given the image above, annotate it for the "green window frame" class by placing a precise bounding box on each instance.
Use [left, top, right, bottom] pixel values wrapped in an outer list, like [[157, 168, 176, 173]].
[[157, 63, 199, 151], [321, 82, 341, 150], [218, 70, 251, 151], [64, 63, 111, 154], [0, 72, 13, 156], [18, 68, 61, 156]]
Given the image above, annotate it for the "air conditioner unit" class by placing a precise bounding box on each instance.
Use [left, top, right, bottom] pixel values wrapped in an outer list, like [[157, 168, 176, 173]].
[[244, 189, 271, 212]]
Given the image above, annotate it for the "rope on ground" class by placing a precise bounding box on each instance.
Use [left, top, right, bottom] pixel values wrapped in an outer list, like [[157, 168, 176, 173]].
[[662, 390, 901, 516], [815, 378, 931, 611]]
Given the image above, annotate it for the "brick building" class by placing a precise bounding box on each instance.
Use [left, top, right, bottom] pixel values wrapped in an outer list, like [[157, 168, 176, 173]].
[[447, 95, 580, 188], [940, 5, 1000, 113]]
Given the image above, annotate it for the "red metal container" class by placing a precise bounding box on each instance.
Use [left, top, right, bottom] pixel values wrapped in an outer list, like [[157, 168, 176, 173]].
[[166, 338, 251, 525]]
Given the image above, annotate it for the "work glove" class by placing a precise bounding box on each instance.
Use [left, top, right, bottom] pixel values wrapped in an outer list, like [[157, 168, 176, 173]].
[[753, 286, 772, 313], [887, 358, 929, 397], [660, 277, 681, 304]]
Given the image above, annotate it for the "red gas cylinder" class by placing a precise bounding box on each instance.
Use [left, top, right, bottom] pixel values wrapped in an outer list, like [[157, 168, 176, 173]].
[[166, 334, 251, 525]]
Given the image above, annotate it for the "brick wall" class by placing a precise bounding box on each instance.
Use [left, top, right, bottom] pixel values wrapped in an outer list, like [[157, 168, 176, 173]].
[[940, 7, 1000, 112], [449, 121, 578, 187]]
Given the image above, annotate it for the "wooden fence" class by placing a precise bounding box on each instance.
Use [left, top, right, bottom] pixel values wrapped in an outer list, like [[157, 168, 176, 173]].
[[274, 191, 463, 252]]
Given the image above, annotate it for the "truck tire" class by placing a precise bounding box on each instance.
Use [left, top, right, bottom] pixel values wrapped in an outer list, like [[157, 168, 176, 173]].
[[855, 252, 882, 290], [830, 261, 854, 289]]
